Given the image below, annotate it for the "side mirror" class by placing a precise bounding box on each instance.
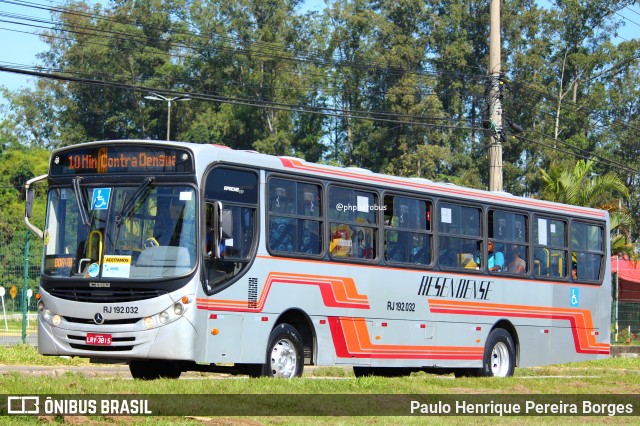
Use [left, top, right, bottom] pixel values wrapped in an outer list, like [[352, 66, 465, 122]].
[[25, 187, 35, 219]]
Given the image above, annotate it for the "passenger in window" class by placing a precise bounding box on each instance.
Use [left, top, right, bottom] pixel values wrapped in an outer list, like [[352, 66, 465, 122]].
[[506, 245, 525, 274], [572, 262, 578, 279], [487, 241, 504, 272]]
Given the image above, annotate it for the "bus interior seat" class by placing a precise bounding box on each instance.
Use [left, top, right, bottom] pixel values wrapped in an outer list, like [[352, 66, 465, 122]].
[[549, 253, 564, 277], [458, 253, 477, 269], [534, 248, 549, 276]]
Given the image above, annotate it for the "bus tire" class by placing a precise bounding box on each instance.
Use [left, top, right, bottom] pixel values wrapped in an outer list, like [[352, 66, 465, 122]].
[[129, 360, 182, 380], [262, 323, 304, 378], [480, 328, 515, 377]]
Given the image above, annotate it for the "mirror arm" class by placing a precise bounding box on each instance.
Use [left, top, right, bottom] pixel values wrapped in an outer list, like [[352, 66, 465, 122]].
[[24, 174, 48, 239]]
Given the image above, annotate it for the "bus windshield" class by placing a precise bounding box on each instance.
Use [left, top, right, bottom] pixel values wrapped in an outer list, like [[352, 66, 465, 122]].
[[43, 184, 197, 280]]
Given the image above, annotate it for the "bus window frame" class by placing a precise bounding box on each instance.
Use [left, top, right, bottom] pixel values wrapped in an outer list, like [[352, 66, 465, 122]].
[[487, 207, 530, 276], [532, 214, 569, 281], [435, 199, 483, 272], [569, 218, 605, 285], [265, 174, 325, 259], [326, 183, 381, 264], [382, 191, 433, 268]]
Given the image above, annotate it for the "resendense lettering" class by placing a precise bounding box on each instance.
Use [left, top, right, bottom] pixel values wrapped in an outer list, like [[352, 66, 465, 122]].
[[418, 275, 492, 300]]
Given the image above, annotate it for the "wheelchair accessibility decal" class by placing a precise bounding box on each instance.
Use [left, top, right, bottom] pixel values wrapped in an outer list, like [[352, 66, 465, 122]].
[[91, 188, 111, 210], [570, 287, 579, 307]]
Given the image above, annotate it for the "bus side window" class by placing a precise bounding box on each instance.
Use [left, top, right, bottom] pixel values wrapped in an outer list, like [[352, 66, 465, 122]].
[[384, 195, 432, 266]]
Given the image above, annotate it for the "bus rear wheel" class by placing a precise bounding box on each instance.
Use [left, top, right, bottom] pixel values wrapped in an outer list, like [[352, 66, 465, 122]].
[[479, 328, 515, 377], [129, 360, 182, 380], [261, 323, 304, 378]]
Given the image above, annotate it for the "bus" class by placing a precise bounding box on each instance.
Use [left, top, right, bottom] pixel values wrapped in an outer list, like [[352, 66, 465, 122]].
[[24, 140, 611, 379]]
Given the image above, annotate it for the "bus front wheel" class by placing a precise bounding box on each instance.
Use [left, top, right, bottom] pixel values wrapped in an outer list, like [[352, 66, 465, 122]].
[[262, 323, 304, 378], [479, 328, 515, 377]]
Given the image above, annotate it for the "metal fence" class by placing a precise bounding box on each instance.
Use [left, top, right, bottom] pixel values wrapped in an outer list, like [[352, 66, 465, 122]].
[[614, 273, 640, 343], [0, 231, 41, 346]]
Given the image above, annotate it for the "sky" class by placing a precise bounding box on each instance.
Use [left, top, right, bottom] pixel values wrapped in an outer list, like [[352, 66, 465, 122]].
[[0, 0, 638, 97], [0, 0, 324, 98]]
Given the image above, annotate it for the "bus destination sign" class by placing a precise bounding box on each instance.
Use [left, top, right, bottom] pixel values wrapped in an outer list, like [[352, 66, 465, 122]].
[[50, 145, 194, 176]]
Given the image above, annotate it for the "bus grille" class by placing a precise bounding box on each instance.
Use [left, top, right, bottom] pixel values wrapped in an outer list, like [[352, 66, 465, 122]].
[[48, 287, 167, 303], [64, 316, 140, 325], [69, 344, 134, 352]]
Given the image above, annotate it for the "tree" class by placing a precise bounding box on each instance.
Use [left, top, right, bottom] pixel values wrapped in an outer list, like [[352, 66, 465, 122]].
[[540, 159, 633, 257], [39, 0, 185, 145]]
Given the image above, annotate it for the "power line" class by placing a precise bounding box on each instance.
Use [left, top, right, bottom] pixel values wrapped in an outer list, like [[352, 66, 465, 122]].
[[0, 4, 491, 106], [509, 131, 640, 176], [505, 121, 640, 175], [0, 0, 489, 79], [3, 61, 633, 176], [0, 63, 483, 131]]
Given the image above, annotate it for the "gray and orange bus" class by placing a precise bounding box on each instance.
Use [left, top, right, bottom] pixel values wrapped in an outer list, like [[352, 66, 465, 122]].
[[25, 140, 610, 379]]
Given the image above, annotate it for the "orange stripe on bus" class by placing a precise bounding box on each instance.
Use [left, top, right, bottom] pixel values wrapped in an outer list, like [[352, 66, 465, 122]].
[[428, 299, 609, 354], [196, 272, 370, 311], [330, 317, 483, 359]]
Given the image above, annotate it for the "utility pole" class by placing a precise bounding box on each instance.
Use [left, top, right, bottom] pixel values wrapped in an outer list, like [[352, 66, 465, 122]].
[[488, 0, 503, 192]]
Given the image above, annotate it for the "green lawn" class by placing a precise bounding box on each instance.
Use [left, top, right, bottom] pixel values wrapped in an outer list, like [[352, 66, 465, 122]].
[[0, 345, 639, 424]]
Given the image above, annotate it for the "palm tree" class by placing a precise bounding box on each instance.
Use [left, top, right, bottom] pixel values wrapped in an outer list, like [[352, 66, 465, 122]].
[[540, 159, 635, 259]]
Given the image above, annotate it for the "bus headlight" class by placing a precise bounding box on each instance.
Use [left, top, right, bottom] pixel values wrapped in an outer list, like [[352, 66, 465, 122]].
[[38, 300, 45, 312], [143, 316, 155, 329], [139, 298, 190, 330], [40, 307, 63, 327], [173, 303, 184, 316]]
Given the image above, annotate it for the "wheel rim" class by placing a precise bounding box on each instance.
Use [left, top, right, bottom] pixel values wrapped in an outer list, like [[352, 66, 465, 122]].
[[490, 341, 510, 377], [269, 338, 298, 378]]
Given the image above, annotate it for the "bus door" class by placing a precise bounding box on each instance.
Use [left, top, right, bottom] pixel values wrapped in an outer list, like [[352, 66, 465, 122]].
[[198, 167, 259, 364]]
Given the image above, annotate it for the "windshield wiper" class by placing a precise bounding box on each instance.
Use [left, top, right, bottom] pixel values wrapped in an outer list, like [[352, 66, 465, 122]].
[[72, 177, 90, 226], [116, 177, 155, 225]]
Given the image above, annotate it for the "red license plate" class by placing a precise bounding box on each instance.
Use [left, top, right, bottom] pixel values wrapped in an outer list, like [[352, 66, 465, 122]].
[[86, 333, 112, 346]]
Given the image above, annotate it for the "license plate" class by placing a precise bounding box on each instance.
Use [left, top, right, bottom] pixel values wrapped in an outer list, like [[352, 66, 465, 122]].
[[86, 333, 112, 346]]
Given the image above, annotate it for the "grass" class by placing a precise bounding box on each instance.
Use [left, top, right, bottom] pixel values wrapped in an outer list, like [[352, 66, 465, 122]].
[[0, 344, 89, 366], [1, 345, 639, 424]]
